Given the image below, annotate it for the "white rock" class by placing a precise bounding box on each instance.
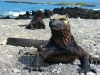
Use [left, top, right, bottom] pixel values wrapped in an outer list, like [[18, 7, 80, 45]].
[[12, 68, 20, 73], [59, 63, 62, 65], [87, 72, 96, 75], [0, 40, 6, 45], [6, 54, 13, 58], [77, 17, 81, 21], [91, 55, 99, 58]]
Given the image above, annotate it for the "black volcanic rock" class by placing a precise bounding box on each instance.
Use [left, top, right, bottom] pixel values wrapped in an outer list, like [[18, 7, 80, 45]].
[[32, 10, 36, 16], [1, 6, 100, 19], [15, 11, 32, 19], [52, 7, 100, 19], [3, 16, 11, 19], [43, 10, 53, 18]]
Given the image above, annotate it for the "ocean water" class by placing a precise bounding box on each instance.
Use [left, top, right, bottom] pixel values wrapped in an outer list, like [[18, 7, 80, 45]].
[[0, 1, 100, 18], [1, 0, 100, 4]]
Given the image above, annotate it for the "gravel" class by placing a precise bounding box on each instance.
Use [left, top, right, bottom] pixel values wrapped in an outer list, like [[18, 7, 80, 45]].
[[0, 18, 100, 75]]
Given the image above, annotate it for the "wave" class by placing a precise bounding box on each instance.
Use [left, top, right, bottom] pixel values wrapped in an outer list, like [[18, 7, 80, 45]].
[[0, 11, 26, 18], [9, 11, 26, 17], [0, 9, 44, 18], [93, 8, 100, 11]]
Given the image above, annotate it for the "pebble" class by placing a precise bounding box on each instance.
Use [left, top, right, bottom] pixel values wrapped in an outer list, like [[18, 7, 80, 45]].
[[12, 68, 20, 73], [0, 18, 100, 75], [87, 72, 96, 75]]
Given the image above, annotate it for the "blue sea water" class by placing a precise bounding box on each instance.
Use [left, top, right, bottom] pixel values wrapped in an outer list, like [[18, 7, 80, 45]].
[[0, 1, 100, 18]]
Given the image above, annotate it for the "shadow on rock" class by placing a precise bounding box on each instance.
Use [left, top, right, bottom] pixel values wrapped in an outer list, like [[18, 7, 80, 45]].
[[18, 55, 52, 67]]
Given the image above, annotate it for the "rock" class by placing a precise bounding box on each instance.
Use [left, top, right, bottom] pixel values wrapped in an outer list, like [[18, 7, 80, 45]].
[[0, 40, 6, 45], [0, 16, 11, 19], [43, 10, 53, 18], [1, 7, 100, 19], [0, 18, 100, 75], [53, 7, 100, 19], [12, 68, 20, 73], [87, 72, 96, 75], [32, 10, 36, 16]]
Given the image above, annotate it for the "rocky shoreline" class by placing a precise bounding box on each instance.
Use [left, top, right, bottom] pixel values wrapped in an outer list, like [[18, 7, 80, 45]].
[[1, 6, 100, 19], [0, 18, 100, 75]]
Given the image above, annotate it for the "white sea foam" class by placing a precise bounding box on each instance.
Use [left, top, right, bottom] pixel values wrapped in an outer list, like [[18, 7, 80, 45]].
[[93, 8, 100, 11], [9, 11, 26, 17], [0, 11, 26, 18]]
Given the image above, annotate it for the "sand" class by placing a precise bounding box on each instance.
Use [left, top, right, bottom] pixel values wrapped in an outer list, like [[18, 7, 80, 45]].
[[0, 18, 100, 75]]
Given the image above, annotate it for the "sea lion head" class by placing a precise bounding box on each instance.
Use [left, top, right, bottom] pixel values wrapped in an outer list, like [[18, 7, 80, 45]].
[[49, 14, 70, 31]]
